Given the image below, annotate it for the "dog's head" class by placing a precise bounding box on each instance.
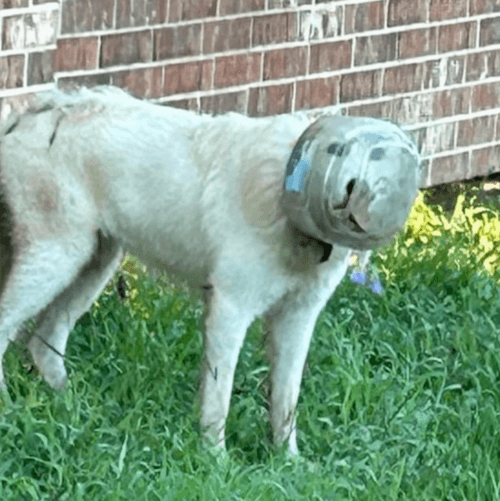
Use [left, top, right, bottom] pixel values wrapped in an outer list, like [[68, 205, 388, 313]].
[[282, 115, 421, 250]]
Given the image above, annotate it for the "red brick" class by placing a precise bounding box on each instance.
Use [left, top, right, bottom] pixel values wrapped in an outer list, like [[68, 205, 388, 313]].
[[423, 56, 465, 88], [200, 91, 248, 114], [219, 0, 265, 15], [203, 18, 251, 53], [163, 60, 212, 96], [470, 0, 500, 15], [429, 0, 467, 21], [61, 0, 114, 34], [347, 101, 392, 119], [465, 53, 483, 82], [418, 122, 456, 156], [116, 0, 166, 28], [168, 0, 217, 21], [54, 37, 98, 71], [423, 60, 440, 89], [340, 70, 381, 102], [472, 82, 500, 111], [2, 15, 24, 50], [25, 11, 58, 48], [345, 1, 384, 34], [295, 76, 339, 110], [156, 24, 202, 60], [28, 51, 54, 85], [0, 55, 24, 89], [391, 94, 434, 124], [466, 50, 500, 81], [444, 56, 465, 85], [0, 0, 28, 7], [112, 67, 163, 99], [248, 83, 293, 116], [457, 115, 496, 146], [410, 128, 431, 150], [438, 22, 476, 53], [101, 31, 153, 68], [252, 13, 297, 46], [399, 28, 437, 59], [430, 152, 469, 184], [480, 18, 500, 46], [354, 34, 397, 66], [432, 87, 471, 118], [419, 159, 431, 187], [263, 47, 307, 80], [388, 0, 428, 26], [309, 40, 352, 74], [487, 52, 500, 78], [214, 53, 261, 88], [7, 13, 48, 49], [383, 64, 427, 95], [471, 145, 500, 177], [298, 7, 342, 41], [269, 0, 311, 6], [59, 73, 111, 90], [61, 1, 76, 34]]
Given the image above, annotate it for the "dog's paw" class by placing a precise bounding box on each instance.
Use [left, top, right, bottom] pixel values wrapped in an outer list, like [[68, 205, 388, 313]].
[[42, 363, 68, 390], [28, 337, 68, 389]]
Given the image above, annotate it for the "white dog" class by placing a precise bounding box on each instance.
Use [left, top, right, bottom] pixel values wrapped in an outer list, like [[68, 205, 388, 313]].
[[0, 86, 420, 454]]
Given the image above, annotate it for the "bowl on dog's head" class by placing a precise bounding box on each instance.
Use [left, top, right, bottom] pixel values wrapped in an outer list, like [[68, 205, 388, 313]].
[[282, 115, 421, 250]]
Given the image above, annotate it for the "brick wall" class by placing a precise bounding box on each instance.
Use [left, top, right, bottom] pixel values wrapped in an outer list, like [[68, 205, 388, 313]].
[[1, 0, 500, 187]]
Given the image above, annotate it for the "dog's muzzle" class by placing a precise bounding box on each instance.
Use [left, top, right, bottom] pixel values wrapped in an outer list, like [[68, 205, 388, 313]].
[[282, 115, 421, 250]]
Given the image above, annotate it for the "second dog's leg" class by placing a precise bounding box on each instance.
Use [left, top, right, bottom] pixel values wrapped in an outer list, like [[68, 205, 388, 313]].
[[28, 234, 122, 389], [200, 287, 255, 449]]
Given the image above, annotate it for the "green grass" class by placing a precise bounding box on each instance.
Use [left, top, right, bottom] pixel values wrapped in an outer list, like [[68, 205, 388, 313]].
[[1, 206, 500, 500]]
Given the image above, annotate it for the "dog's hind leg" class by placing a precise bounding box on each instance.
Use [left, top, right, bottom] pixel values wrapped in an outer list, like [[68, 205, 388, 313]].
[[28, 232, 122, 389], [0, 233, 100, 390]]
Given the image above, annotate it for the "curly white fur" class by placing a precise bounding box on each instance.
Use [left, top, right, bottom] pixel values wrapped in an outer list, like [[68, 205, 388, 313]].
[[0, 86, 408, 454]]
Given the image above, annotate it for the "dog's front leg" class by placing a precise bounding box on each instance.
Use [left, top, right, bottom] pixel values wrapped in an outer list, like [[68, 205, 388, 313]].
[[199, 287, 255, 450], [267, 300, 324, 455], [267, 265, 348, 454]]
